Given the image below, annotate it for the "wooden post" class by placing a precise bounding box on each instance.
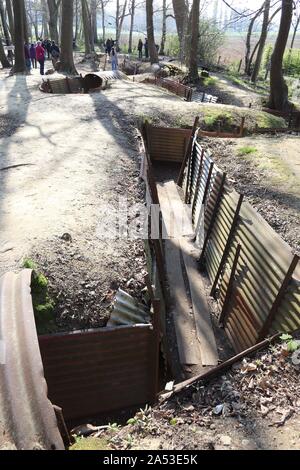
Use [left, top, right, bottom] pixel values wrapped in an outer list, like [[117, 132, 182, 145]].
[[201, 161, 214, 206], [177, 116, 200, 187], [151, 299, 161, 402], [238, 58, 242, 73], [210, 194, 244, 297], [184, 138, 197, 204], [191, 148, 205, 220], [258, 254, 299, 341], [239, 117, 246, 136], [198, 172, 226, 267], [219, 244, 241, 326]]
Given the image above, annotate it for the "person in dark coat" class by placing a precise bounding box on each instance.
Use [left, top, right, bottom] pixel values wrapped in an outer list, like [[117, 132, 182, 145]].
[[144, 38, 149, 59], [30, 43, 37, 68], [105, 38, 112, 56], [50, 41, 60, 68], [138, 39, 143, 60]]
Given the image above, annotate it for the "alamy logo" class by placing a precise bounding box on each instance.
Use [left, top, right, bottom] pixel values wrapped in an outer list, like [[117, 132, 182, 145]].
[[95, 195, 196, 240]]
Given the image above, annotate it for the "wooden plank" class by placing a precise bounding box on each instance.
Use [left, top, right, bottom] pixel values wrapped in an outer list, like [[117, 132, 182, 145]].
[[157, 182, 217, 367], [157, 184, 201, 366], [158, 181, 194, 238], [180, 236, 219, 366], [164, 238, 202, 366]]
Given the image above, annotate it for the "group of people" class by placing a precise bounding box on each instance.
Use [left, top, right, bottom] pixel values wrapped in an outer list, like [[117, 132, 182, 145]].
[[105, 38, 119, 71], [24, 39, 60, 75]]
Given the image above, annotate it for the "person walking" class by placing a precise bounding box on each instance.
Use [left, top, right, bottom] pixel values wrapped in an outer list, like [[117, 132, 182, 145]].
[[36, 41, 45, 75], [105, 38, 112, 56], [30, 43, 37, 69], [50, 41, 60, 68], [138, 39, 143, 60], [111, 48, 118, 71], [144, 38, 149, 59], [24, 43, 31, 71]]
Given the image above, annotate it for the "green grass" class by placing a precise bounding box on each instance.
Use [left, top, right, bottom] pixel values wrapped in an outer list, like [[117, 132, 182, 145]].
[[203, 110, 234, 131], [238, 146, 257, 156], [22, 258, 56, 334], [70, 437, 111, 451], [202, 76, 218, 87]]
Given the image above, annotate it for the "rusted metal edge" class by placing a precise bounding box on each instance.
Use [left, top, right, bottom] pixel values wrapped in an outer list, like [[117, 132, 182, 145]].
[[159, 332, 282, 402], [0, 270, 64, 450]]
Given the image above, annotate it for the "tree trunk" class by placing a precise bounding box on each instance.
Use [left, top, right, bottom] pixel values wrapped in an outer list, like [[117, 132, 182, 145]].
[[128, 0, 135, 54], [22, 0, 29, 43], [268, 0, 293, 111], [159, 0, 167, 55], [116, 0, 127, 51], [146, 0, 158, 64], [60, 0, 78, 74], [245, 5, 263, 75], [0, 32, 10, 67], [74, 0, 79, 41], [251, 0, 270, 83], [172, 0, 188, 61], [12, 0, 26, 73], [6, 0, 14, 42], [0, 0, 13, 61], [42, 0, 50, 38], [290, 15, 300, 50], [188, 0, 199, 81], [47, 0, 59, 43], [81, 0, 92, 55], [90, 0, 98, 44], [100, 0, 105, 43]]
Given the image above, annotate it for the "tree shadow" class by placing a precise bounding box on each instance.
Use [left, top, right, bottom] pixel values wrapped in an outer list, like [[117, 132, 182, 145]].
[[0, 75, 32, 260]]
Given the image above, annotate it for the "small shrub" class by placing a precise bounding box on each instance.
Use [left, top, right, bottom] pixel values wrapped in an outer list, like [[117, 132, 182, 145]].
[[238, 146, 257, 156]]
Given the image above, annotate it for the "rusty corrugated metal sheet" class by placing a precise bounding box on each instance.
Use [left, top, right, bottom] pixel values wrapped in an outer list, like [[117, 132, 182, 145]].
[[184, 139, 300, 353], [146, 124, 191, 163], [39, 324, 155, 421], [108, 289, 150, 327], [0, 270, 64, 450]]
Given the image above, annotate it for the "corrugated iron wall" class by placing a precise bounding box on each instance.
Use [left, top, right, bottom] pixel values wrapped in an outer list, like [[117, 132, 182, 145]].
[[185, 139, 300, 353], [154, 78, 193, 101], [39, 324, 156, 421], [145, 124, 191, 163]]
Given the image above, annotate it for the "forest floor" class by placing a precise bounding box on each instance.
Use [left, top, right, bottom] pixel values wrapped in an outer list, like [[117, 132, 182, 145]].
[[71, 333, 300, 451]]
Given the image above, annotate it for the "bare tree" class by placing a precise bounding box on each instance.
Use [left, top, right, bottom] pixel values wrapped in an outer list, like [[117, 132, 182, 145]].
[[47, 0, 61, 43], [172, 0, 189, 60], [188, 0, 199, 81], [6, 0, 14, 41], [0, 0, 13, 61], [128, 0, 135, 53], [244, 4, 264, 75], [90, 0, 98, 44], [251, 0, 270, 82], [60, 0, 78, 74], [146, 0, 158, 63], [81, 0, 93, 54], [0, 34, 10, 67], [99, 0, 109, 43], [268, 0, 293, 110], [12, 0, 26, 73], [290, 0, 300, 49], [115, 0, 128, 50]]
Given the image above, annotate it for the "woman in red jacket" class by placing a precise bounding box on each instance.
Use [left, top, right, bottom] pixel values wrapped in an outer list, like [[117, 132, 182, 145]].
[[35, 41, 45, 75]]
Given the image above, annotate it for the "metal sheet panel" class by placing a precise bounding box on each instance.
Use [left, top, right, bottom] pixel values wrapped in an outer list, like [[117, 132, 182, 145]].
[[185, 140, 300, 353], [0, 270, 64, 450], [146, 125, 191, 162], [39, 324, 155, 421]]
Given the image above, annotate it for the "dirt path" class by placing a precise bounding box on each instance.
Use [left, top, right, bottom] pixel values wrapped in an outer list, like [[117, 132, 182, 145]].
[[211, 72, 265, 108], [0, 68, 146, 330]]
